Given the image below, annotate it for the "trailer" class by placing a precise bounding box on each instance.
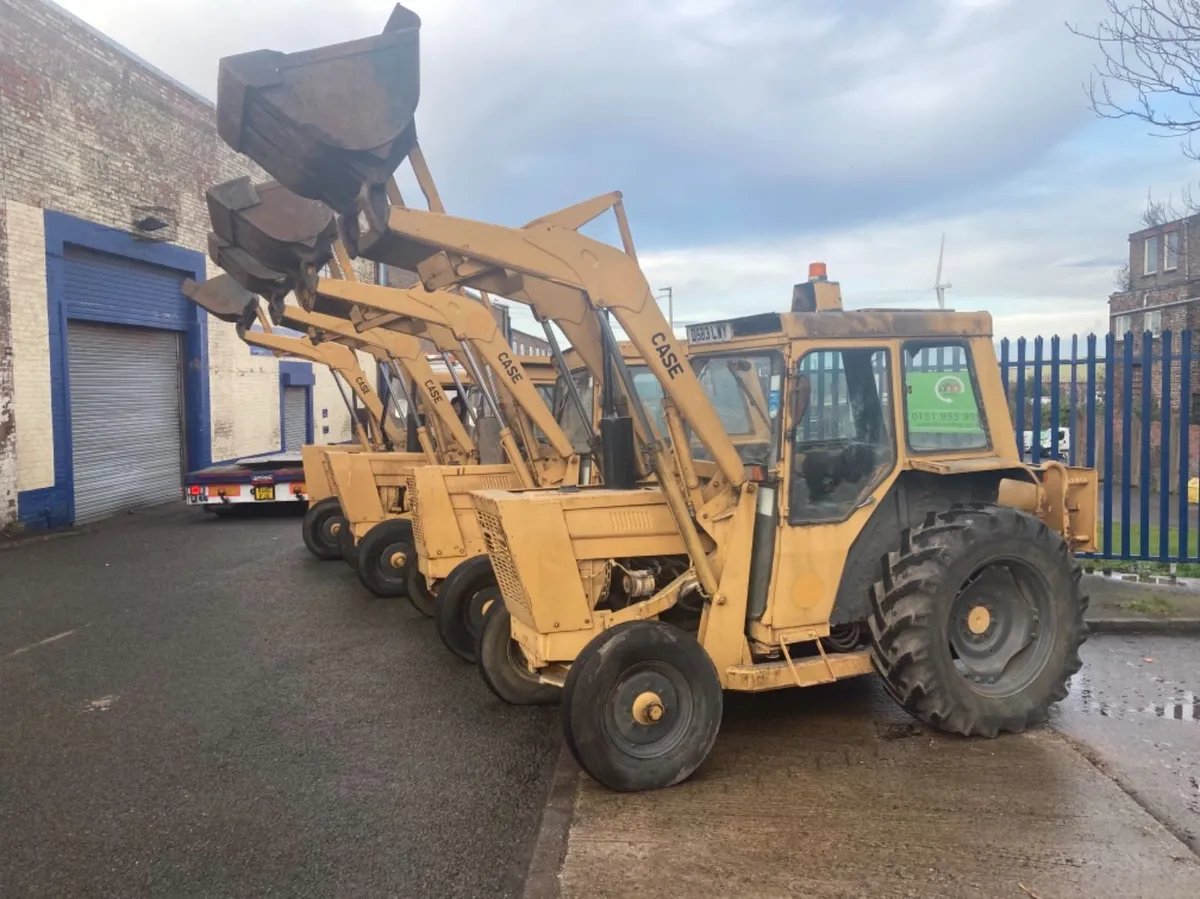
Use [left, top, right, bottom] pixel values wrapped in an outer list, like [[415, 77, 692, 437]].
[[184, 452, 308, 513]]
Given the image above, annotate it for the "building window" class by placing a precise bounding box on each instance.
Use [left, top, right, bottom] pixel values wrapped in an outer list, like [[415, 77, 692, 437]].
[[1165, 231, 1180, 271], [1145, 308, 1162, 336], [1114, 313, 1133, 334], [1145, 235, 1160, 274]]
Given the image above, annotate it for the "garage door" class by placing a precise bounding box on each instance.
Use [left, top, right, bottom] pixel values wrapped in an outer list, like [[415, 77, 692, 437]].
[[68, 322, 183, 524], [282, 385, 309, 451]]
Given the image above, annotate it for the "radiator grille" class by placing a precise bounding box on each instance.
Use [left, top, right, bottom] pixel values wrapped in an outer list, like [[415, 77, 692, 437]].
[[476, 509, 530, 616], [407, 474, 424, 546]]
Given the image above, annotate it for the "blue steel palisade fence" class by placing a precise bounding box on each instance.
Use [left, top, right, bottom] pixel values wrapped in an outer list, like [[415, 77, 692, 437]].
[[999, 330, 1198, 563]]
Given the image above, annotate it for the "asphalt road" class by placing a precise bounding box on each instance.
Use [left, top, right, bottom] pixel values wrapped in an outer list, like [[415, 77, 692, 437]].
[[0, 504, 560, 898]]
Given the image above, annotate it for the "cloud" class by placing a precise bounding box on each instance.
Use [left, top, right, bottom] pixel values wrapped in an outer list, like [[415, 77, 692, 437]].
[[48, 0, 1200, 342]]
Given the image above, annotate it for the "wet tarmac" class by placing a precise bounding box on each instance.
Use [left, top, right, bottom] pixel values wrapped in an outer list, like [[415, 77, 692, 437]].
[[555, 638, 1200, 898], [1054, 635, 1200, 855]]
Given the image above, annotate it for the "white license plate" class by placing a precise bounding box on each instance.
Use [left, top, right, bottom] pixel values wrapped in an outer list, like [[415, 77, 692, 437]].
[[687, 321, 731, 344]]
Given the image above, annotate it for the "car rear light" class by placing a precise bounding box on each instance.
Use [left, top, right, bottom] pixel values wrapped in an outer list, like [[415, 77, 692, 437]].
[[188, 485, 202, 496]]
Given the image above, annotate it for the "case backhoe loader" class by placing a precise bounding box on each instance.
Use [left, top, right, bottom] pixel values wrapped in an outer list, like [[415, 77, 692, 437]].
[[212, 4, 1097, 792]]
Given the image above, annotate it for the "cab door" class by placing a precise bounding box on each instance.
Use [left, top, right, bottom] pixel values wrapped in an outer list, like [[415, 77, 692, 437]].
[[759, 343, 902, 634]]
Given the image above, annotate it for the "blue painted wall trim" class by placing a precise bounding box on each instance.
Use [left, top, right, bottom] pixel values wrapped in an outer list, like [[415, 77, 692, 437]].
[[278, 361, 315, 449], [279, 360, 314, 387], [18, 211, 209, 530]]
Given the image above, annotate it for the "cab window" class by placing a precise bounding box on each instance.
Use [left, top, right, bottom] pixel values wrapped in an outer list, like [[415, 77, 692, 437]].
[[902, 343, 989, 452], [789, 348, 894, 523], [690, 351, 784, 467], [630, 366, 667, 437], [529, 383, 556, 445], [552, 369, 594, 453]]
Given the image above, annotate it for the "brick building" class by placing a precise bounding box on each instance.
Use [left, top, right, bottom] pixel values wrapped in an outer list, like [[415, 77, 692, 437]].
[[0, 0, 380, 530], [1108, 213, 1200, 409]]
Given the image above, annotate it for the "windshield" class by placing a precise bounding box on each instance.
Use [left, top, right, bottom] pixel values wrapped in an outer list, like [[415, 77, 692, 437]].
[[688, 351, 784, 467]]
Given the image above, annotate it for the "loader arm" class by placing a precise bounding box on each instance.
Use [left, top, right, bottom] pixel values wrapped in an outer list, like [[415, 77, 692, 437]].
[[279, 303, 475, 458], [240, 328, 404, 447], [355, 203, 746, 488], [308, 279, 578, 467]]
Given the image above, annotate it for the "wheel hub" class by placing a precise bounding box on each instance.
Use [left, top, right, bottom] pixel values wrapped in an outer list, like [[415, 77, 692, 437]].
[[330, 521, 342, 536], [967, 605, 992, 635], [950, 561, 1053, 693], [605, 665, 692, 758], [632, 691, 665, 725], [389, 550, 408, 569]]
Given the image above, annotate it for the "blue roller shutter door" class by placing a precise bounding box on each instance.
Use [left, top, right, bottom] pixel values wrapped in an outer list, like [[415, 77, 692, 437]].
[[63, 248, 189, 524]]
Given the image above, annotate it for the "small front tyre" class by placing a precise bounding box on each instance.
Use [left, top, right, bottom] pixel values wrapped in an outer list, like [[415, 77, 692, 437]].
[[406, 565, 437, 618], [477, 604, 559, 706], [301, 497, 345, 561], [338, 523, 360, 570], [436, 556, 499, 662], [355, 519, 415, 599], [561, 620, 722, 792]]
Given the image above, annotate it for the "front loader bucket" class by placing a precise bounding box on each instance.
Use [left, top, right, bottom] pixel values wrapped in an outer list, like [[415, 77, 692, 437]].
[[207, 232, 295, 303], [181, 274, 259, 329], [206, 177, 337, 276], [216, 4, 422, 213]]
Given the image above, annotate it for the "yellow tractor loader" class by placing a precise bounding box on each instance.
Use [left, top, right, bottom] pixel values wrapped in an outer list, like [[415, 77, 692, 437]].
[[363, 206, 1100, 791]]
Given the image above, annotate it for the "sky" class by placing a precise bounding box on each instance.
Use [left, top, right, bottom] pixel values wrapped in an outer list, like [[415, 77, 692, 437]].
[[50, 0, 1200, 341]]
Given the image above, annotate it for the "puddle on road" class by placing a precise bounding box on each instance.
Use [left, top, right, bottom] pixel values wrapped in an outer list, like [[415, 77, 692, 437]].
[[1066, 671, 1200, 724]]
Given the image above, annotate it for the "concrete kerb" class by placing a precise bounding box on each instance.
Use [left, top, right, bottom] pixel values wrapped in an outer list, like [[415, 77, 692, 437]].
[[521, 745, 579, 899], [1087, 617, 1200, 634], [0, 526, 84, 551]]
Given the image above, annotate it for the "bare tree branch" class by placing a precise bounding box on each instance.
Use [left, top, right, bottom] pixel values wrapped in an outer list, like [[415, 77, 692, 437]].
[[1069, 2, 1200, 156]]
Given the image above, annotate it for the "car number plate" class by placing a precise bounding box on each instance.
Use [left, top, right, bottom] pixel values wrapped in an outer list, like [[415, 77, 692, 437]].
[[253, 485, 276, 501], [687, 321, 731, 345]]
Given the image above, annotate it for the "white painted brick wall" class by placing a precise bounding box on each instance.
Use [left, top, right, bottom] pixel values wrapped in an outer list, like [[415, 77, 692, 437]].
[[5, 201, 53, 492], [312, 349, 378, 446], [203, 258, 281, 461]]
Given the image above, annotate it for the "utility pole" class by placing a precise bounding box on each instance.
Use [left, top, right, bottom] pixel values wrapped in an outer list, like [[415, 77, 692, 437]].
[[657, 287, 674, 330]]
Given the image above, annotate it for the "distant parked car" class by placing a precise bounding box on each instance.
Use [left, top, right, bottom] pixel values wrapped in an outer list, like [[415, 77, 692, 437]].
[[1021, 428, 1070, 460]]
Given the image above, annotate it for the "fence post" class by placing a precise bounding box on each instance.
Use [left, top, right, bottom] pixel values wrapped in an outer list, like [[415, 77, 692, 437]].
[[1104, 333, 1116, 556], [1032, 337, 1044, 463], [1181, 332, 1193, 561], [1161, 332, 1173, 558], [1122, 333, 1134, 558]]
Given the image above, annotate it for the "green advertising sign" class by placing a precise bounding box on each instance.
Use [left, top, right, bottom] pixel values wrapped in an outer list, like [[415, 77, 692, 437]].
[[906, 371, 984, 434]]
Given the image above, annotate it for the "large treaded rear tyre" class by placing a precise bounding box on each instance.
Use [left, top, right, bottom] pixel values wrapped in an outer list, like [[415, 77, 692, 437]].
[[868, 503, 1087, 737], [301, 497, 345, 561], [561, 620, 722, 792], [356, 519, 415, 599], [477, 604, 560, 706], [436, 555, 497, 662]]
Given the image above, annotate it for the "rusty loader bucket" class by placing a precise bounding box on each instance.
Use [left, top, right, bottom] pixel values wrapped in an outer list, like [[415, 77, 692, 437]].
[[181, 274, 260, 328], [207, 177, 338, 278], [207, 232, 295, 309], [216, 5, 422, 213]]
